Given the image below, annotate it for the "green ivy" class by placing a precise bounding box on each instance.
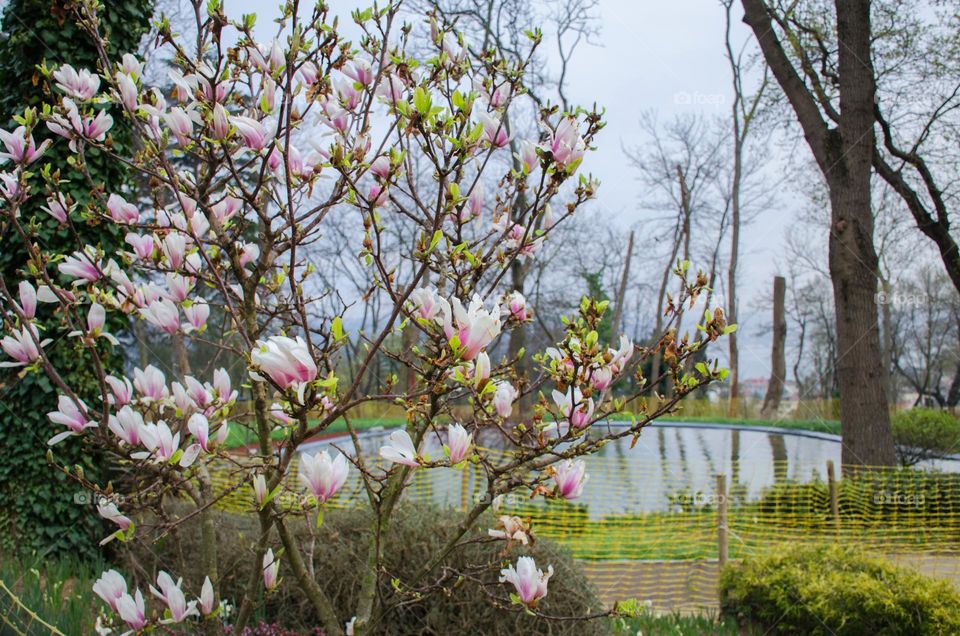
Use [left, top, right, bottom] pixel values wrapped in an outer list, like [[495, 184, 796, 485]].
[[0, 0, 153, 560]]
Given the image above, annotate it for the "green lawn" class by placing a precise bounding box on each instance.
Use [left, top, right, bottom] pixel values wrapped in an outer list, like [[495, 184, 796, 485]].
[[223, 413, 840, 449], [223, 416, 406, 449]]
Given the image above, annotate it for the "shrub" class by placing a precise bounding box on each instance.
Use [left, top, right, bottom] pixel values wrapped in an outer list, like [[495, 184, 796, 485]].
[[892, 408, 960, 467], [719, 543, 960, 635], [127, 505, 604, 635]]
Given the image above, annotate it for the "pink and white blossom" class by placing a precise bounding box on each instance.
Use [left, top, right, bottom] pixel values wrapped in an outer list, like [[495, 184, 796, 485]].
[[501, 291, 529, 321], [108, 405, 144, 445], [1, 325, 47, 367], [263, 549, 279, 591], [544, 117, 585, 169], [493, 381, 517, 419], [251, 335, 318, 391], [299, 449, 349, 504], [499, 556, 553, 607], [133, 364, 169, 403], [438, 295, 502, 360], [107, 193, 139, 224], [116, 590, 147, 630], [97, 500, 131, 531], [0, 126, 50, 165], [553, 459, 588, 500], [46, 394, 97, 444], [551, 387, 595, 430], [378, 429, 420, 467], [53, 65, 100, 100], [141, 298, 180, 334], [445, 423, 472, 464], [477, 110, 510, 148], [93, 570, 128, 612]]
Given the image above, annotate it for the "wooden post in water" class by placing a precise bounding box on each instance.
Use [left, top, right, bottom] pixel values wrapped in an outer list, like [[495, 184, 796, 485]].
[[827, 460, 840, 533], [717, 473, 728, 567]]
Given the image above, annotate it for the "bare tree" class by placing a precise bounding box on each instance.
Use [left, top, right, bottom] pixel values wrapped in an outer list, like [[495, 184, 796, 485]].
[[741, 0, 895, 466], [721, 0, 771, 416]]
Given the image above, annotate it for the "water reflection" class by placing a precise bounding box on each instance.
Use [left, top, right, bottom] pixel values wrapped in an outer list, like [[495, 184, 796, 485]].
[[302, 423, 960, 518]]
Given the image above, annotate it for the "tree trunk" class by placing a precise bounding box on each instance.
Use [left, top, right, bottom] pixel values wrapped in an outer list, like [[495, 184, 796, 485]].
[[610, 230, 634, 337], [741, 0, 895, 467], [827, 0, 895, 467], [760, 276, 787, 419]]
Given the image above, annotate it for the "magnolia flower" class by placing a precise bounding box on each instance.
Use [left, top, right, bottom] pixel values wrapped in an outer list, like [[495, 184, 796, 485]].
[[488, 515, 532, 545], [367, 183, 388, 207], [69, 302, 118, 345], [106, 193, 139, 224], [253, 473, 268, 507], [53, 65, 100, 100], [199, 576, 215, 615], [501, 291, 529, 321], [467, 353, 489, 390], [609, 334, 634, 373], [125, 232, 155, 260], [97, 501, 131, 531], [0, 125, 50, 165], [105, 375, 134, 407], [0, 171, 19, 199], [17, 281, 36, 319], [231, 115, 269, 150], [41, 193, 70, 223], [161, 232, 188, 270], [466, 185, 484, 220], [551, 387, 595, 430], [117, 590, 147, 630], [553, 459, 588, 500], [165, 273, 193, 303], [108, 405, 144, 445], [378, 429, 420, 467], [183, 298, 210, 333], [409, 287, 442, 321], [59, 248, 101, 283], [141, 298, 180, 334], [251, 335, 318, 391], [544, 117, 585, 169], [164, 106, 197, 146], [141, 420, 179, 463], [213, 368, 238, 404], [477, 110, 510, 148], [134, 364, 168, 403], [1, 324, 48, 367], [150, 571, 198, 623], [47, 394, 97, 445], [493, 381, 517, 419], [269, 402, 294, 426], [376, 74, 406, 104], [93, 570, 128, 612], [439, 295, 502, 360], [369, 155, 391, 179], [500, 556, 553, 607], [299, 450, 349, 504], [445, 423, 472, 464], [116, 71, 138, 111], [519, 139, 539, 173], [590, 365, 614, 391], [263, 549, 279, 591], [344, 58, 375, 85], [212, 196, 242, 224]]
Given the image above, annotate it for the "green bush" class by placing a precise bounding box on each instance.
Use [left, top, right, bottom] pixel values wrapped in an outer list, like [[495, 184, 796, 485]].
[[128, 505, 604, 635], [719, 543, 960, 635], [892, 408, 960, 467]]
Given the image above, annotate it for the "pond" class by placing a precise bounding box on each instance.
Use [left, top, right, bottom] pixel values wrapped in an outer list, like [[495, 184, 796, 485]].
[[298, 422, 960, 518]]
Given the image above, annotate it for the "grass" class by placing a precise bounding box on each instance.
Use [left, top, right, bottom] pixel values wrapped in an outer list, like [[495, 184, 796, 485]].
[[222, 411, 841, 450], [223, 416, 405, 449], [0, 552, 103, 635], [611, 610, 753, 635]]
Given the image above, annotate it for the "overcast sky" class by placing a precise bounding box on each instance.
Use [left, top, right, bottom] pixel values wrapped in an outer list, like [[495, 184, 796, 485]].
[[228, 0, 793, 379]]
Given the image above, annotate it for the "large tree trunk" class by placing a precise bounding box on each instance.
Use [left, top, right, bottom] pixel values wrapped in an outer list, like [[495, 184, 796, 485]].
[[760, 276, 787, 419], [741, 0, 895, 467]]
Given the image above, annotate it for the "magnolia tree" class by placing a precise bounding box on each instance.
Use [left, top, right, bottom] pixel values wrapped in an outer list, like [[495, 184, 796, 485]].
[[0, 0, 729, 633]]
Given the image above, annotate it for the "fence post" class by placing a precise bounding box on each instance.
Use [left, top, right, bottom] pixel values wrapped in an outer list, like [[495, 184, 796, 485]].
[[717, 473, 728, 567], [827, 459, 840, 533]]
